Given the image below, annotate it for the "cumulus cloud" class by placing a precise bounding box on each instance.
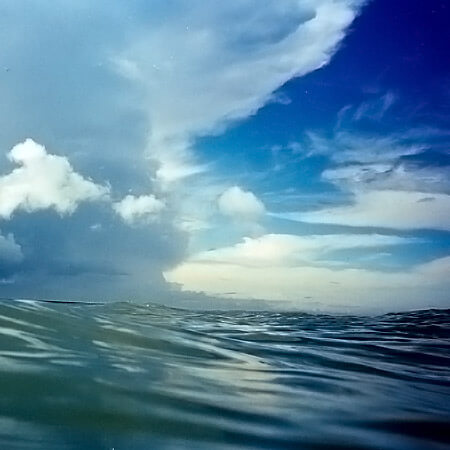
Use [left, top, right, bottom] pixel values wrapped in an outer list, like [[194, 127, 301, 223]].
[[0, 139, 109, 219], [113, 194, 165, 225], [218, 186, 265, 222]]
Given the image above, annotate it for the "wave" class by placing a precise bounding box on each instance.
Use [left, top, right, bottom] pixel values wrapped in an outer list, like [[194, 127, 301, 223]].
[[0, 299, 449, 449]]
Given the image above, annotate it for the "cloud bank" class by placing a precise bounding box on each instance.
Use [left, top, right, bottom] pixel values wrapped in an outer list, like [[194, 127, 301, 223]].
[[165, 234, 449, 311], [185, 233, 416, 267]]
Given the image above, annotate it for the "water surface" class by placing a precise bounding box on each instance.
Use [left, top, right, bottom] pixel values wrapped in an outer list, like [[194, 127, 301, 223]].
[[0, 300, 449, 449]]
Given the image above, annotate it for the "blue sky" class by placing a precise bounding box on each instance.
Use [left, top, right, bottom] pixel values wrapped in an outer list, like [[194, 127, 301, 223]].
[[0, 0, 449, 312]]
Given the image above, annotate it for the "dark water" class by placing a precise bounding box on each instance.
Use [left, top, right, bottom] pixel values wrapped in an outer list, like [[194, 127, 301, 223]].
[[0, 300, 449, 449]]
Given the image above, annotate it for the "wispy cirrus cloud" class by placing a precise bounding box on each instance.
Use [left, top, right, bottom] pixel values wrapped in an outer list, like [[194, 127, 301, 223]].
[[271, 93, 450, 231], [299, 190, 450, 231], [112, 0, 366, 188], [347, 91, 397, 122]]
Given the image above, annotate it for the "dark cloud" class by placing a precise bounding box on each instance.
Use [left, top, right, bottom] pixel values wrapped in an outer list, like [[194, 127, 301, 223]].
[[0, 1, 182, 300], [0, 203, 187, 301]]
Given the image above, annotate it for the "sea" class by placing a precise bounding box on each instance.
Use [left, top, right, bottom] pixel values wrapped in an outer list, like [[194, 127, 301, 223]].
[[0, 299, 449, 449]]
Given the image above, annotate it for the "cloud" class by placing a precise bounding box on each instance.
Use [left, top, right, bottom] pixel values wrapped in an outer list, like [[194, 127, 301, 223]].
[[309, 130, 450, 195], [165, 250, 450, 311], [303, 105, 450, 199], [352, 91, 397, 121], [323, 163, 450, 194], [0, 232, 23, 265], [218, 186, 265, 222], [304, 131, 425, 164], [299, 190, 450, 231], [0, 231, 23, 284], [0, 139, 109, 219], [113, 194, 165, 225], [181, 233, 418, 267], [279, 110, 450, 231], [297, 115, 450, 196], [0, 1, 368, 304], [112, 0, 365, 187]]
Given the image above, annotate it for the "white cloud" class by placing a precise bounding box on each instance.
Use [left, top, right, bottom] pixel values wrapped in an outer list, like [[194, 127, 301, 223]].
[[306, 129, 450, 195], [279, 124, 450, 231], [218, 186, 265, 222], [304, 131, 425, 164], [299, 190, 450, 231], [164, 232, 426, 308], [165, 242, 450, 311], [113, 0, 365, 187], [176, 217, 211, 233], [185, 233, 417, 267], [0, 139, 109, 219], [323, 163, 450, 194], [352, 91, 397, 121], [113, 194, 165, 225], [0, 232, 23, 264]]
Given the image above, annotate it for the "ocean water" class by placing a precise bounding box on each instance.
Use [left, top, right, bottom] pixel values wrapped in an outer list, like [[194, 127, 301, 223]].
[[0, 300, 449, 450]]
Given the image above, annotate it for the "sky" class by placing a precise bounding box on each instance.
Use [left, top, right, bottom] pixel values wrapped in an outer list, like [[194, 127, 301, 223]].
[[0, 0, 449, 313]]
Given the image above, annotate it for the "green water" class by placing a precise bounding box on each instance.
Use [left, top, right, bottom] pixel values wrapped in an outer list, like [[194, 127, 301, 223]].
[[0, 299, 449, 449]]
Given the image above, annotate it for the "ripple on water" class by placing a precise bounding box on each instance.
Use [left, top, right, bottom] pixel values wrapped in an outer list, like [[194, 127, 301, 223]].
[[0, 299, 449, 450]]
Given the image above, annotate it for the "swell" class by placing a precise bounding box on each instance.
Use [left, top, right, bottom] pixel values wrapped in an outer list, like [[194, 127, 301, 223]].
[[0, 299, 449, 449]]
